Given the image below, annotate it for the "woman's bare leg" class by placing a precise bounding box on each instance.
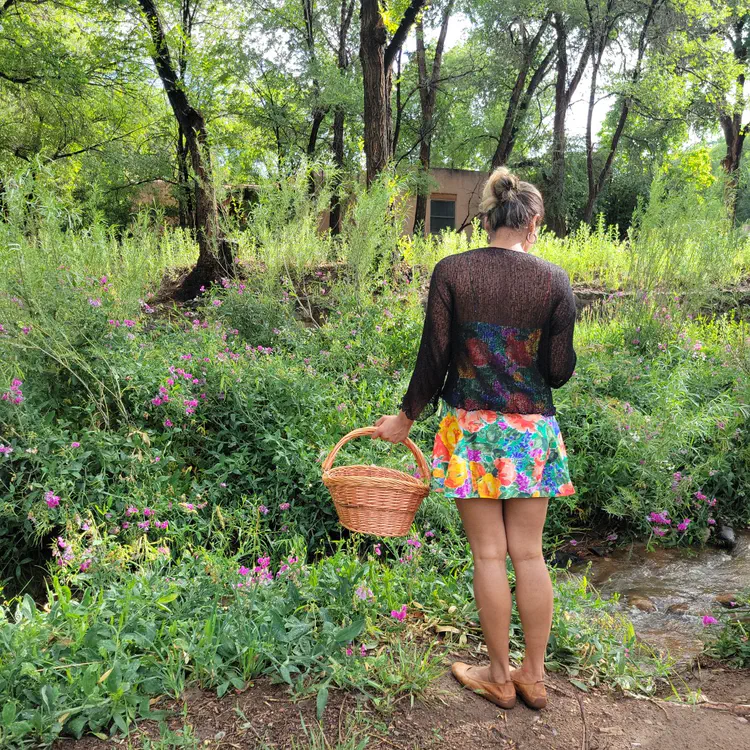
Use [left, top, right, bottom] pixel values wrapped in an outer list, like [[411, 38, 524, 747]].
[[455, 497, 511, 683], [504, 497, 552, 682]]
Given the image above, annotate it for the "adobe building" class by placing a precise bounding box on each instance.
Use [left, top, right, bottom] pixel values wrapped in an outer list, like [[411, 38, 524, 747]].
[[132, 168, 488, 237], [404, 167, 486, 236]]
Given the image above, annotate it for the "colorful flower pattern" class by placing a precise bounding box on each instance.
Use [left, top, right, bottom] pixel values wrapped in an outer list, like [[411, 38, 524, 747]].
[[432, 404, 575, 499], [443, 322, 554, 414]]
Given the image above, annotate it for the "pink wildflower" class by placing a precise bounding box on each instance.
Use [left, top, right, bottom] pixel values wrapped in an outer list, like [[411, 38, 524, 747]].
[[702, 616, 718, 626], [45, 491, 60, 508], [390, 605, 407, 622]]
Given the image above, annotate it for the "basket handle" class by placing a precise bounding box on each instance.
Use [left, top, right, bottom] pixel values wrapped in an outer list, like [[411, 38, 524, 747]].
[[322, 427, 431, 485]]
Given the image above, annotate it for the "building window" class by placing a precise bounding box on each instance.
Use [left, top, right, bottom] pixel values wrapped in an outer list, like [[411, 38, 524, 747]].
[[430, 198, 455, 234]]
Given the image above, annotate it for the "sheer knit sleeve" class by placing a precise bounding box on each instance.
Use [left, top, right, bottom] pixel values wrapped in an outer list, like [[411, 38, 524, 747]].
[[545, 270, 577, 389], [400, 261, 453, 421]]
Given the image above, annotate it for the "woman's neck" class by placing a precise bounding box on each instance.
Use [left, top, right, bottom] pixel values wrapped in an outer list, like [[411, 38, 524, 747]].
[[486, 228, 527, 253], [488, 232, 526, 253]]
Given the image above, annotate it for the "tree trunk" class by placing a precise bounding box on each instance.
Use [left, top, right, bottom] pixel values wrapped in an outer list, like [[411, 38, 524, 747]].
[[329, 108, 346, 234], [720, 19, 749, 223], [360, 0, 427, 183], [412, 1, 454, 234], [546, 14, 591, 237], [360, 0, 390, 184], [547, 16, 569, 237], [583, 0, 659, 225], [329, 0, 355, 234], [491, 15, 553, 169], [136, 0, 228, 299], [176, 124, 194, 229]]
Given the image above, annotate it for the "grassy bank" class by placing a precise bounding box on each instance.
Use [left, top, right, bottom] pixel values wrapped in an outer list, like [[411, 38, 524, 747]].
[[0, 179, 748, 745]]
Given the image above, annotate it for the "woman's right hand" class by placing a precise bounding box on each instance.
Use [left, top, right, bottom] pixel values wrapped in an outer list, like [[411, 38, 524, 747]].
[[371, 411, 414, 444]]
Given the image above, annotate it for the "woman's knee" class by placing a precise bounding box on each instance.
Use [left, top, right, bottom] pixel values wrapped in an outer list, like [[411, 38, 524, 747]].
[[471, 544, 508, 566], [507, 541, 544, 565]]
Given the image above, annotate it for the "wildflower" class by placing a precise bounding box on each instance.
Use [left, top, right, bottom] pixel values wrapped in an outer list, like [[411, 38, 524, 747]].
[[569, 539, 578, 546], [702, 616, 718, 626], [336, 403, 346, 412], [125, 506, 139, 516], [648, 511, 671, 525], [22, 326, 30, 335], [708, 518, 716, 525], [137, 521, 150, 530], [79, 559, 92, 572], [694, 491, 707, 502], [45, 491, 60, 508], [0, 445, 12, 455], [238, 566, 251, 576], [360, 644, 367, 656], [179, 502, 196, 512], [406, 538, 422, 548], [374, 543, 381, 556], [390, 605, 407, 622], [143, 507, 155, 517], [259, 504, 269, 515], [123, 320, 135, 328], [88, 298, 102, 307], [71, 441, 80, 448], [212, 300, 222, 307], [606, 533, 618, 541], [164, 419, 173, 428], [425, 530, 435, 538], [677, 518, 691, 532], [279, 502, 290, 511], [355, 585, 374, 601], [346, 646, 354, 657], [653, 528, 667, 537], [151, 397, 163, 406], [157, 546, 170, 555], [121, 521, 130, 530]]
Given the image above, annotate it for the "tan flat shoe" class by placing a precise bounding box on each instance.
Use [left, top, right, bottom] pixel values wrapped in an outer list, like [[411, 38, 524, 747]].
[[510, 674, 547, 709], [451, 662, 516, 709]]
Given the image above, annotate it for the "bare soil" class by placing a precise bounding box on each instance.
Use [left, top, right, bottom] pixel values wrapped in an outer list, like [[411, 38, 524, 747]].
[[53, 659, 750, 749]]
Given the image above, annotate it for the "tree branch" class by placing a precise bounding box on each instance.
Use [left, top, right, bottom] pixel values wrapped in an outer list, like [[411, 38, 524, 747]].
[[384, 0, 428, 70]]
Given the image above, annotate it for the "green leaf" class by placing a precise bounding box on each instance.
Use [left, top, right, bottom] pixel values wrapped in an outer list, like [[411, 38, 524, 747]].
[[570, 679, 590, 692], [2, 702, 17, 726], [316, 686, 329, 720], [157, 591, 180, 605], [217, 681, 229, 698], [279, 664, 293, 685], [112, 711, 129, 735], [333, 618, 365, 644], [67, 715, 88, 738]]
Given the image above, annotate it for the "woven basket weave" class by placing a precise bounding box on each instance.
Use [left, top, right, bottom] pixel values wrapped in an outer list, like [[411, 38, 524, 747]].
[[322, 427, 431, 537]]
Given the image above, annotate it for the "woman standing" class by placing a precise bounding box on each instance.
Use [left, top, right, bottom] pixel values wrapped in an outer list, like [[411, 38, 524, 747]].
[[372, 167, 577, 710]]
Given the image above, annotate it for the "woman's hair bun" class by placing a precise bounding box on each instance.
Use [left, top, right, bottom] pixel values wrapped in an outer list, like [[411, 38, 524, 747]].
[[478, 166, 545, 231], [492, 167, 520, 202]]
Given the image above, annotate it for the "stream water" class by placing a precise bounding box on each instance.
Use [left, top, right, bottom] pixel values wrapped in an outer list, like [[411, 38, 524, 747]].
[[573, 530, 750, 663]]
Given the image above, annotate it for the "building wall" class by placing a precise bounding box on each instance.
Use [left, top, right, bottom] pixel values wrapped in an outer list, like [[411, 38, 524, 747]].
[[403, 167, 487, 237]]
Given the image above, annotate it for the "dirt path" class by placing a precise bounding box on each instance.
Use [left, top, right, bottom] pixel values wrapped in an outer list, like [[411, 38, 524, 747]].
[[53, 661, 750, 749]]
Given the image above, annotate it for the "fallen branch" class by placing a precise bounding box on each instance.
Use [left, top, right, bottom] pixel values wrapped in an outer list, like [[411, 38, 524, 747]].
[[576, 692, 588, 750], [699, 701, 750, 716]]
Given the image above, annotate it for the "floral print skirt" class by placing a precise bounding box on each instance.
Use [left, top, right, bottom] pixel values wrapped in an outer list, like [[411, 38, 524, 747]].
[[431, 403, 575, 499]]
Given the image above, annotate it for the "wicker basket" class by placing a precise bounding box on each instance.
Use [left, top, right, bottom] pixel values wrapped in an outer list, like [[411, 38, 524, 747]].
[[322, 427, 431, 537]]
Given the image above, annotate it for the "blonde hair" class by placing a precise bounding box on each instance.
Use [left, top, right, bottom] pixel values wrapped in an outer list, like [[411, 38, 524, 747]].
[[479, 167, 544, 232]]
